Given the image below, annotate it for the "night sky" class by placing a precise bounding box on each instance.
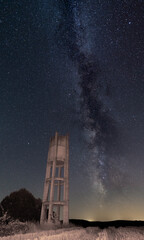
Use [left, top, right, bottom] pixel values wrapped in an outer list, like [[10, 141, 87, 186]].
[[0, 0, 144, 221]]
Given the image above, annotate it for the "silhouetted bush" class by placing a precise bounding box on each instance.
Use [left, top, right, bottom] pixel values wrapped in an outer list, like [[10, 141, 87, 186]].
[[0, 204, 4, 217], [1, 189, 42, 222]]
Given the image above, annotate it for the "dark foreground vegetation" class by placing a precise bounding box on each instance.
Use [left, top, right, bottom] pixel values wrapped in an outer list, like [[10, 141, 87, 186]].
[[0, 215, 28, 237], [0, 188, 41, 222], [0, 188, 42, 237]]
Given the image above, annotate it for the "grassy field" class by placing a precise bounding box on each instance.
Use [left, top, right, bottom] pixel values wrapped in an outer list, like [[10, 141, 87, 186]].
[[1, 223, 144, 240], [0, 228, 101, 240]]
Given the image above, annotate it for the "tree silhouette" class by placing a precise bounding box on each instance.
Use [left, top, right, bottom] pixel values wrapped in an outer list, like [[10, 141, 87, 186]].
[[1, 189, 42, 222], [0, 204, 4, 217]]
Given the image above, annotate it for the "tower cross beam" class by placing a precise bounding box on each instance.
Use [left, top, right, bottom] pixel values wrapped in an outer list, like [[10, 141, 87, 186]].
[[40, 132, 69, 225]]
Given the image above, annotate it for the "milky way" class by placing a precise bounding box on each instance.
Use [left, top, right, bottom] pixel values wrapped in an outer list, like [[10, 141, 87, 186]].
[[55, 0, 128, 197]]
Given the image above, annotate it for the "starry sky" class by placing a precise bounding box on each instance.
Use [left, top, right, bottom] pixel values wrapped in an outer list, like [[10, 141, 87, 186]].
[[0, 0, 144, 221]]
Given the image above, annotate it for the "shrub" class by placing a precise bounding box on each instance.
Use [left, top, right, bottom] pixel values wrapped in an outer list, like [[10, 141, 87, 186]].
[[1, 189, 42, 222]]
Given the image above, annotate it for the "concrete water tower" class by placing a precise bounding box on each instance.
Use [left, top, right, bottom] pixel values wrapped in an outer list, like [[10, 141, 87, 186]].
[[40, 132, 69, 224]]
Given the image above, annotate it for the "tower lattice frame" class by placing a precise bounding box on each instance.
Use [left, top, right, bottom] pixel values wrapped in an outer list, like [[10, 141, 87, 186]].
[[40, 132, 69, 224]]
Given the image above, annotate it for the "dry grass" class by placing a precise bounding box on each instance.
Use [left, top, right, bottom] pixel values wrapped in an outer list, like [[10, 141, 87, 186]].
[[107, 226, 144, 240], [0, 228, 102, 240], [1, 224, 144, 240], [0, 220, 28, 237]]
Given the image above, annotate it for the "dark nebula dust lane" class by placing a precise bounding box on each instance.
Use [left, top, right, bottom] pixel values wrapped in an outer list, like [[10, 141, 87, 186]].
[[55, 0, 134, 196], [0, 0, 144, 220]]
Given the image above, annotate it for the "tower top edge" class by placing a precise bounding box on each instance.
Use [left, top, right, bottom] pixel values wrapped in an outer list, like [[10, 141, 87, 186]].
[[50, 132, 69, 143]]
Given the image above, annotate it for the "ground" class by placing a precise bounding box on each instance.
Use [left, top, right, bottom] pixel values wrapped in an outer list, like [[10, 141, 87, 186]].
[[0, 226, 144, 240]]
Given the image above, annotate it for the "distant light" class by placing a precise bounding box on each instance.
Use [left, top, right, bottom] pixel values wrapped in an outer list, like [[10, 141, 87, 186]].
[[87, 218, 94, 222]]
